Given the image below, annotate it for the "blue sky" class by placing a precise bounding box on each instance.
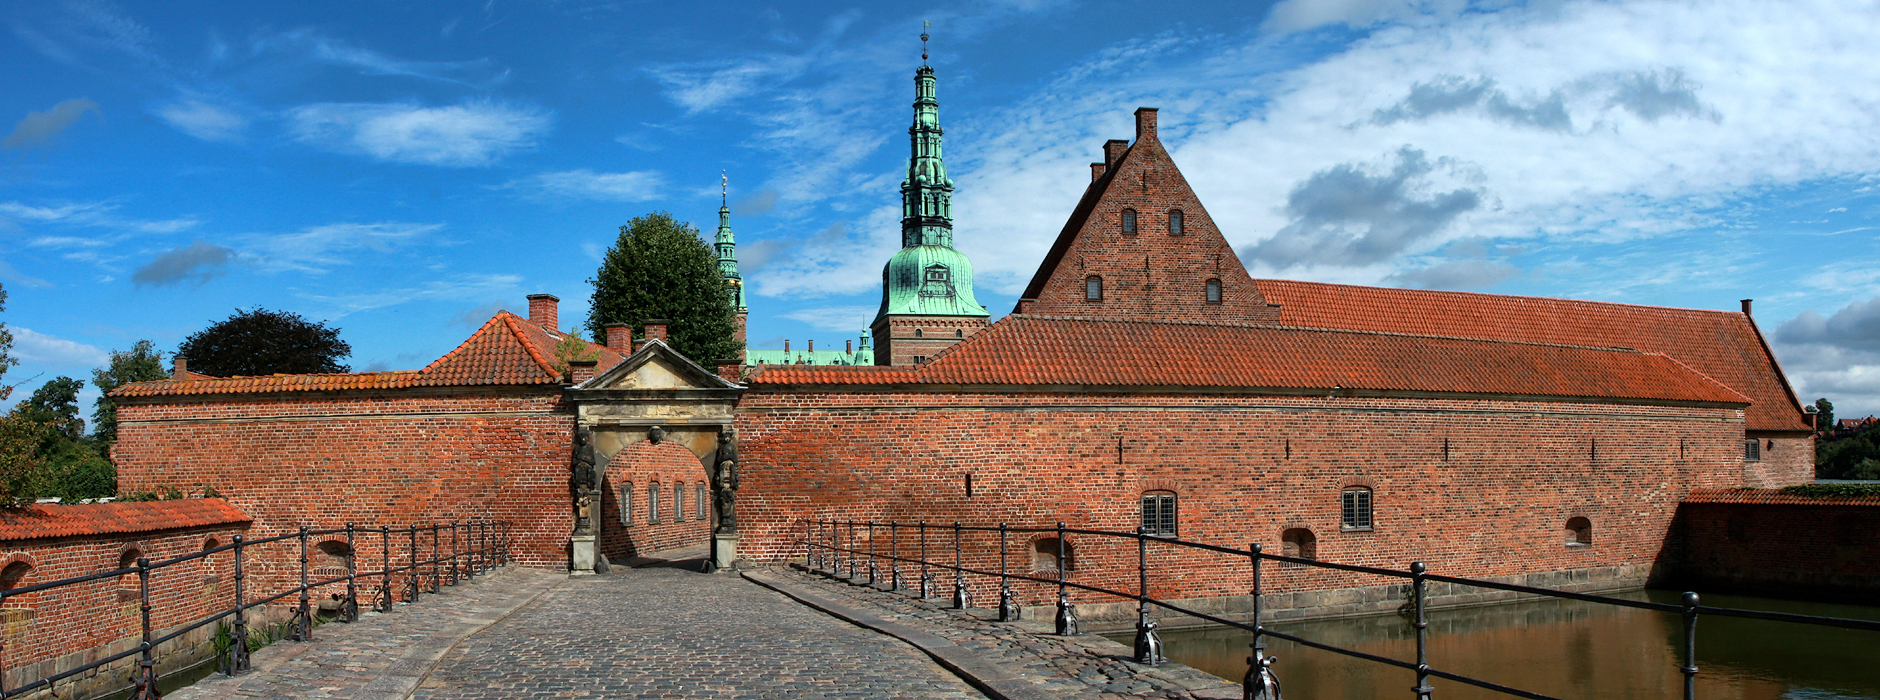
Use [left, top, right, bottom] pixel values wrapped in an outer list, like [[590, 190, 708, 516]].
[[5, 0, 1880, 421]]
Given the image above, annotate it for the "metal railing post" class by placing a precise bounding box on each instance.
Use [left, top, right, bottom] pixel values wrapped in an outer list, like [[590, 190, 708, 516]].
[[449, 520, 460, 585], [344, 523, 359, 623], [407, 525, 420, 604], [866, 521, 879, 585], [296, 525, 313, 641], [229, 534, 250, 674], [133, 556, 159, 699], [890, 521, 902, 591], [1682, 592, 1700, 700], [431, 524, 441, 593], [951, 521, 970, 609], [380, 525, 394, 612], [1054, 521, 1078, 635], [919, 521, 933, 599], [1246, 542, 1277, 700], [998, 522, 1018, 621], [1412, 562, 1431, 700], [1133, 527, 1161, 664], [848, 520, 858, 579]]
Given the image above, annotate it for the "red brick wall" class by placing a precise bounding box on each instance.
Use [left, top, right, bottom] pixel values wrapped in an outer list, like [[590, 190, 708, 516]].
[[598, 440, 712, 562], [1672, 501, 1880, 598], [1743, 434, 1815, 487], [870, 316, 990, 366], [114, 388, 574, 572], [1, 519, 249, 690], [736, 389, 1748, 606]]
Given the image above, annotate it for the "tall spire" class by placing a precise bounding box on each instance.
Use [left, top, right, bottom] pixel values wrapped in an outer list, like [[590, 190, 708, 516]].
[[900, 45, 953, 249], [716, 171, 745, 312]]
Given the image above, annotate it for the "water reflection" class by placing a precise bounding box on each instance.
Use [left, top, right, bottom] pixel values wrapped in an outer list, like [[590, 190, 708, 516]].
[[1133, 590, 1880, 700]]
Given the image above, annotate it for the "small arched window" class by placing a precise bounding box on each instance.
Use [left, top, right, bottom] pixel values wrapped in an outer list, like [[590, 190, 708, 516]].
[[1085, 275, 1103, 301], [621, 481, 634, 525], [1281, 528, 1317, 561], [0, 561, 32, 591], [1121, 208, 1138, 234], [1168, 210, 1184, 236], [915, 328, 924, 338], [696, 483, 708, 520], [1566, 517, 1593, 547], [1205, 278, 1222, 304], [674, 482, 684, 522], [649, 482, 661, 524], [116, 548, 143, 599], [1033, 537, 1075, 574], [1141, 491, 1177, 536], [954, 329, 963, 338], [1341, 487, 1373, 530]]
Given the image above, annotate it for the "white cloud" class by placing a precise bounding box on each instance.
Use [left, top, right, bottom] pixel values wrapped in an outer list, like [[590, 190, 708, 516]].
[[509, 170, 663, 202], [783, 305, 876, 332], [287, 101, 550, 166], [298, 274, 524, 314], [9, 327, 109, 368], [155, 99, 246, 142], [0, 200, 199, 238], [248, 222, 444, 273]]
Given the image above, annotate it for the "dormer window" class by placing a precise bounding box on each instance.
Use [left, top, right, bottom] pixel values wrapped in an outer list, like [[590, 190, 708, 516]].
[[1169, 210, 1184, 236], [1085, 275, 1103, 301], [1205, 278, 1222, 304], [919, 264, 954, 297], [1121, 208, 1138, 234]]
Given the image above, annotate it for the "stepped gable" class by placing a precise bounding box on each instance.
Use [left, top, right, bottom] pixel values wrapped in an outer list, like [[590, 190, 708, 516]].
[[1017, 108, 1278, 324], [1251, 279, 1809, 432], [750, 315, 1749, 406], [0, 499, 250, 541], [110, 310, 623, 398]]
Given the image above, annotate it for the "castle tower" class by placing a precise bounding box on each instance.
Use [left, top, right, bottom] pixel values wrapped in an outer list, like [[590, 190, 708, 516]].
[[716, 172, 748, 358], [870, 54, 990, 366]]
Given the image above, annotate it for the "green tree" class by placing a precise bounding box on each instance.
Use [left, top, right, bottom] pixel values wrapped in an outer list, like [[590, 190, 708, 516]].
[[10, 377, 113, 502], [0, 283, 33, 504], [178, 308, 351, 377], [91, 340, 169, 445], [0, 283, 17, 402], [1814, 398, 1835, 433], [586, 212, 742, 363]]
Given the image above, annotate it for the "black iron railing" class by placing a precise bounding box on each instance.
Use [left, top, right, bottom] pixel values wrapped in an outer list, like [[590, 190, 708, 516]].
[[0, 520, 509, 699], [801, 519, 1880, 700]]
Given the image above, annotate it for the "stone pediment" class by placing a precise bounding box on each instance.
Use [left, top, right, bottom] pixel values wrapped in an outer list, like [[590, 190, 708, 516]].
[[573, 339, 740, 392]]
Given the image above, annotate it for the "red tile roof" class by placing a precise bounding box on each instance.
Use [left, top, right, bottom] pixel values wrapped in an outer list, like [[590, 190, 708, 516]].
[[0, 499, 251, 542], [111, 312, 624, 398], [1251, 280, 1809, 431], [751, 315, 1750, 405], [1682, 488, 1880, 507]]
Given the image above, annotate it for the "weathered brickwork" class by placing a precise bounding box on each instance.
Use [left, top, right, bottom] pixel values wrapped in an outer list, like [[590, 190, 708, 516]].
[[115, 388, 575, 572], [0, 513, 249, 693], [598, 439, 711, 561], [1742, 434, 1815, 487], [1671, 496, 1880, 599], [736, 388, 1748, 607], [870, 316, 989, 366], [1019, 108, 1279, 325]]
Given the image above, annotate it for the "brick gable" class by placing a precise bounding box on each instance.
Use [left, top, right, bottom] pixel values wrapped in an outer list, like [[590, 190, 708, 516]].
[[1017, 108, 1278, 324]]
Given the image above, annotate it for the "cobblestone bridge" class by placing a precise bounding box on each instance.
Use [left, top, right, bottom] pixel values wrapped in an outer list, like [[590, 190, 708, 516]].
[[170, 550, 1239, 700]]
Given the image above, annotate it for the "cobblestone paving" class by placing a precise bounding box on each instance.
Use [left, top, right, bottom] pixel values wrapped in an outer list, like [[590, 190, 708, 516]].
[[410, 565, 987, 700], [763, 566, 1241, 700], [171, 566, 563, 700]]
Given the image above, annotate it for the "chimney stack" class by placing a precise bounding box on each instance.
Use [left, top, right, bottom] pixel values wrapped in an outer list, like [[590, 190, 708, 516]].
[[173, 357, 188, 377], [715, 360, 743, 384], [784, 340, 790, 353], [1741, 299, 1753, 317], [846, 339, 853, 353], [526, 294, 560, 330], [643, 319, 669, 344], [568, 359, 598, 385], [604, 323, 632, 354], [1134, 107, 1158, 142], [1090, 162, 1106, 182], [808, 339, 814, 353], [1103, 139, 1129, 167]]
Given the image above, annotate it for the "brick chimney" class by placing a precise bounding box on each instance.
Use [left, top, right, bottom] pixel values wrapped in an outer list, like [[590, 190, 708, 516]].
[[715, 360, 743, 384], [807, 339, 814, 353], [784, 340, 790, 353], [1015, 298, 1035, 314], [173, 357, 188, 377], [1134, 107, 1158, 143], [643, 319, 669, 344], [604, 323, 632, 354], [568, 359, 598, 385], [846, 339, 853, 353], [1103, 139, 1129, 168], [526, 294, 559, 330], [1090, 162, 1106, 182], [1741, 299, 1753, 317]]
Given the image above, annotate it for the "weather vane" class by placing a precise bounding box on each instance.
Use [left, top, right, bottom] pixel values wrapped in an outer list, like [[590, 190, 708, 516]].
[[921, 21, 930, 63]]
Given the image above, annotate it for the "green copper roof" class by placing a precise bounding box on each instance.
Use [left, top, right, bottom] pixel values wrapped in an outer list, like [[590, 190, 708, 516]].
[[875, 64, 988, 323], [716, 199, 745, 312], [745, 331, 875, 366]]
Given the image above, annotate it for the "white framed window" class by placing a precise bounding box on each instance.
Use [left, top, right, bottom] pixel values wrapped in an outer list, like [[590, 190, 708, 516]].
[[1341, 488, 1373, 530]]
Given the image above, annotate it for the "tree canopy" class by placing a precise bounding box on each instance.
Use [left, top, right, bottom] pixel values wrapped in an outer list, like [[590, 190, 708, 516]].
[[586, 212, 742, 363], [1814, 398, 1835, 432], [0, 283, 16, 403], [178, 308, 351, 377], [90, 340, 169, 445]]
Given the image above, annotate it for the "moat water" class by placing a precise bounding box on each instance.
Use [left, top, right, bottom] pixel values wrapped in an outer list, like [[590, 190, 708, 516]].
[[1126, 590, 1880, 700]]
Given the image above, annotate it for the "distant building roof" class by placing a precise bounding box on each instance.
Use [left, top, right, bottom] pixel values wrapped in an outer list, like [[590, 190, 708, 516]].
[[1683, 488, 1880, 507], [0, 499, 251, 542], [750, 314, 1751, 406], [110, 311, 624, 398]]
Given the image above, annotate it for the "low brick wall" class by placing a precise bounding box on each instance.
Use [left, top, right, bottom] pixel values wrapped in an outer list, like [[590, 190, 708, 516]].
[[1669, 489, 1880, 600]]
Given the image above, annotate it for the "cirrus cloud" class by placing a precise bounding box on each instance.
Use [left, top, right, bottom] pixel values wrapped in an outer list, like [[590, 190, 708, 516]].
[[287, 101, 550, 166]]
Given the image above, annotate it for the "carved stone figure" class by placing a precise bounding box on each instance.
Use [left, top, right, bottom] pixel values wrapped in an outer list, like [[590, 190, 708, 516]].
[[647, 425, 666, 444], [572, 426, 600, 535], [712, 429, 740, 533]]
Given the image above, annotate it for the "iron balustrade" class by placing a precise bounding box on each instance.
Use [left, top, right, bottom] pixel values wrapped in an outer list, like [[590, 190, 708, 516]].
[[799, 519, 1880, 700], [0, 520, 509, 700]]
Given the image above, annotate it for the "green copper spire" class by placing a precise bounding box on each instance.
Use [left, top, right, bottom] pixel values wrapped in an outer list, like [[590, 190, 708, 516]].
[[716, 171, 745, 312], [874, 58, 987, 322]]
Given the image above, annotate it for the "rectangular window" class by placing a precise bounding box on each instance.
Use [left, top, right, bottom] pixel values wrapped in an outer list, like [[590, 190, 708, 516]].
[[1122, 208, 1137, 234], [1140, 493, 1177, 536], [1169, 210, 1184, 236], [697, 483, 708, 520], [649, 483, 661, 524], [675, 483, 685, 523], [1744, 439, 1762, 461], [621, 483, 634, 525], [1341, 488, 1373, 530]]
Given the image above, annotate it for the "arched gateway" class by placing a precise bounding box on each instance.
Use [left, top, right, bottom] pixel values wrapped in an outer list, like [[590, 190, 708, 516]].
[[566, 339, 743, 573]]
